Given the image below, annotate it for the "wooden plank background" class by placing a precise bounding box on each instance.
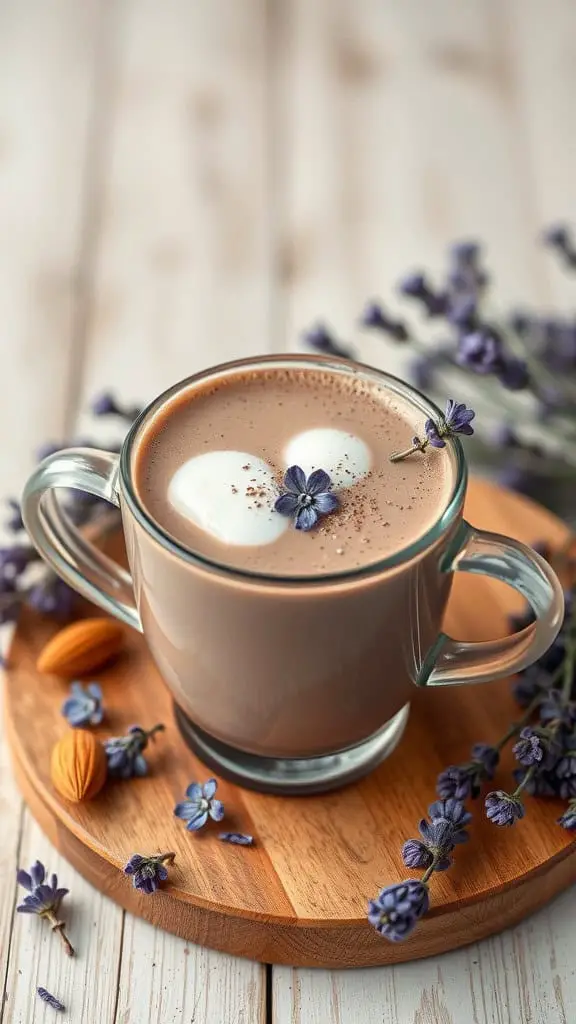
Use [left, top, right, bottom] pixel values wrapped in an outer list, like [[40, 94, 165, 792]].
[[0, 1, 574, 1021]]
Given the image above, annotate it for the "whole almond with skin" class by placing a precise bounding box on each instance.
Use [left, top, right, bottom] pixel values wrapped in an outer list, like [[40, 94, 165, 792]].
[[51, 729, 107, 802], [36, 618, 124, 677]]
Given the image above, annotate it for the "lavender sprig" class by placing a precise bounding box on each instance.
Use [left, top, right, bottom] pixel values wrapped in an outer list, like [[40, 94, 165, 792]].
[[390, 399, 475, 463], [16, 861, 74, 957]]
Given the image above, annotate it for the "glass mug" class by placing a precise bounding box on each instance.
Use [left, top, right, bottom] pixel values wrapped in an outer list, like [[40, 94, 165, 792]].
[[22, 356, 565, 794]]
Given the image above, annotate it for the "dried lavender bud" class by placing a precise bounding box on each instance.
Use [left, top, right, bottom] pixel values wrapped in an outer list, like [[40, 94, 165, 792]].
[[497, 356, 529, 391], [218, 832, 254, 846], [104, 724, 165, 779], [402, 838, 434, 870], [124, 852, 175, 894], [449, 241, 480, 266], [456, 329, 502, 374], [447, 295, 477, 330], [302, 323, 353, 359], [174, 778, 225, 831], [428, 797, 472, 830], [37, 988, 65, 1012], [485, 790, 525, 827], [359, 301, 408, 341], [367, 880, 429, 941], [398, 272, 447, 317]]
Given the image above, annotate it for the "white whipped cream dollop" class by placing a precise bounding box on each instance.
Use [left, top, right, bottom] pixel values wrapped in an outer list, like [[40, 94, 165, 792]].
[[168, 451, 287, 547], [168, 429, 372, 548], [283, 428, 371, 489]]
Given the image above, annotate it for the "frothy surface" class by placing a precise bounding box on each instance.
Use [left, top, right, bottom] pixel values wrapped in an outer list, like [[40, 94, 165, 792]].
[[133, 366, 455, 575], [284, 428, 371, 489], [168, 451, 287, 547]]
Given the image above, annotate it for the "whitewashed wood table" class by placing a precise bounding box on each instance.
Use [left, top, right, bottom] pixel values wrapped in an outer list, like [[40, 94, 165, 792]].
[[1, 1, 575, 1020]]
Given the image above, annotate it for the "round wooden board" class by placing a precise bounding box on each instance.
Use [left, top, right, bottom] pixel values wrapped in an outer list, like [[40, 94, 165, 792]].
[[5, 479, 576, 968]]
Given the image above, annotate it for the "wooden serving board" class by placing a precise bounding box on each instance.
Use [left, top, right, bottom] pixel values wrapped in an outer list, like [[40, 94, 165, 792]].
[[5, 479, 576, 968]]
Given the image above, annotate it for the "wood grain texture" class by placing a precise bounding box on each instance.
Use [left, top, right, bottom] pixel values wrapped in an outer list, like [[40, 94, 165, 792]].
[[5, 480, 574, 969], [273, 884, 576, 1024], [0, 2, 113, 1021]]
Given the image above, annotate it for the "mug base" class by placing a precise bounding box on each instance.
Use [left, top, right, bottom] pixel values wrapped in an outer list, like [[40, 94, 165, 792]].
[[173, 703, 410, 795]]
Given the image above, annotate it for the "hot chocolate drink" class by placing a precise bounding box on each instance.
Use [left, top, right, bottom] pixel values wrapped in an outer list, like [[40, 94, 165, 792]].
[[134, 365, 453, 574], [24, 353, 562, 790]]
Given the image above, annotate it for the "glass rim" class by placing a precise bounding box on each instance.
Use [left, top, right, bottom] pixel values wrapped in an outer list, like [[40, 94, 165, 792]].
[[119, 353, 468, 586]]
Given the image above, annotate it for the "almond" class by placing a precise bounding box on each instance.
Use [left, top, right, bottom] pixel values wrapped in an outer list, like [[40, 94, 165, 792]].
[[36, 618, 124, 677], [51, 729, 107, 802]]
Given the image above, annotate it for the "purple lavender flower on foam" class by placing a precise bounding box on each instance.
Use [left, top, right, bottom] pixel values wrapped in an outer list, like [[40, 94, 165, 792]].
[[124, 852, 175, 894], [367, 880, 429, 941], [485, 790, 525, 827], [174, 779, 225, 832], [274, 466, 339, 532], [61, 682, 104, 727]]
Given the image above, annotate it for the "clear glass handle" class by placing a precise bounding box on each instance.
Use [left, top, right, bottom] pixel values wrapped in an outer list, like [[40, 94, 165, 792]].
[[21, 448, 142, 631], [417, 520, 565, 687]]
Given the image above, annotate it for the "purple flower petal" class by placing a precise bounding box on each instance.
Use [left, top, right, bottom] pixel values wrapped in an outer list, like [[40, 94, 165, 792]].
[[185, 782, 203, 801], [295, 506, 319, 532], [202, 778, 218, 800], [284, 466, 307, 494], [30, 861, 45, 887], [218, 832, 254, 846], [306, 469, 331, 496], [174, 800, 197, 820], [209, 800, 225, 822], [274, 493, 299, 516], [16, 869, 33, 891], [124, 855, 145, 875], [313, 492, 339, 514], [186, 810, 209, 832]]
